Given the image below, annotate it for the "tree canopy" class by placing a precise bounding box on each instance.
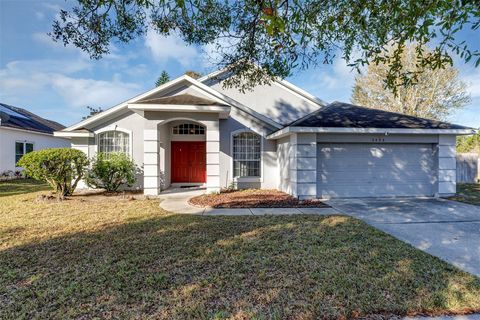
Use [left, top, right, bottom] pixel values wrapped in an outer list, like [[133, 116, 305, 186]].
[[51, 0, 479, 92], [352, 44, 470, 121]]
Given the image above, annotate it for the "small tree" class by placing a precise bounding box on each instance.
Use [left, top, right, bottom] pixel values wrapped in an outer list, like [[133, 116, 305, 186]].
[[85, 152, 137, 192], [155, 71, 170, 87], [352, 43, 470, 121], [17, 148, 89, 200]]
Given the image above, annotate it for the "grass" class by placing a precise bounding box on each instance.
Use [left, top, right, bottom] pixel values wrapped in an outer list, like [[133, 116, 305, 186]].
[[1, 182, 480, 319], [449, 183, 480, 206], [0, 178, 49, 197]]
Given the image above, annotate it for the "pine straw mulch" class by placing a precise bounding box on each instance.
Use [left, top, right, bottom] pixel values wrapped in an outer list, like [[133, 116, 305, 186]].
[[189, 189, 330, 208]]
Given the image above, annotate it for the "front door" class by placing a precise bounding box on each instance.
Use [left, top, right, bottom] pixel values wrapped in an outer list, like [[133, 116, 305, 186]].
[[171, 141, 206, 183]]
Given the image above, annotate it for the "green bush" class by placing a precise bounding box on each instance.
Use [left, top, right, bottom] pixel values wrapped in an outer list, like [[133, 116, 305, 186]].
[[17, 148, 89, 200], [85, 152, 137, 192]]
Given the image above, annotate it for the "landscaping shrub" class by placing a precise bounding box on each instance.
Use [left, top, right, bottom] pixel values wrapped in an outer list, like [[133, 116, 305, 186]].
[[17, 148, 89, 200], [85, 152, 137, 192]]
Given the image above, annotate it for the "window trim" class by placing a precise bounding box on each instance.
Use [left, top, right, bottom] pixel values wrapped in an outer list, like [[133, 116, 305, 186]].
[[230, 128, 263, 183], [15, 140, 34, 167], [94, 126, 133, 157]]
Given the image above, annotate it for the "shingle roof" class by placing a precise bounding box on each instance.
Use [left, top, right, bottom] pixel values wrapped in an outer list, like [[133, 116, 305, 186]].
[[0, 102, 65, 134], [290, 101, 470, 130]]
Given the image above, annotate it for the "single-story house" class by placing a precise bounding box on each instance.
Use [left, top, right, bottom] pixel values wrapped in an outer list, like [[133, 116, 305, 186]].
[[55, 69, 475, 198], [0, 102, 70, 174]]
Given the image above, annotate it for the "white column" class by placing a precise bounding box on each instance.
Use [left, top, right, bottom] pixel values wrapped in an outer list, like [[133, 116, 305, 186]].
[[290, 133, 317, 199], [71, 137, 90, 189], [143, 128, 160, 196], [205, 119, 220, 193], [436, 135, 456, 197]]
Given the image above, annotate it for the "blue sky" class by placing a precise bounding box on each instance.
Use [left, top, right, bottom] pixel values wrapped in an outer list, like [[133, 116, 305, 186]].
[[1, 0, 479, 128]]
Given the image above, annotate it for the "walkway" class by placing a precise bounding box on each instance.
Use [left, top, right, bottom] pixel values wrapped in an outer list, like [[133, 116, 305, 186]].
[[158, 188, 338, 216]]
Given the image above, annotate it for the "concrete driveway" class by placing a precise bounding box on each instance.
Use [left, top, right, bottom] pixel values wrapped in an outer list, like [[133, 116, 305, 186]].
[[326, 198, 480, 277]]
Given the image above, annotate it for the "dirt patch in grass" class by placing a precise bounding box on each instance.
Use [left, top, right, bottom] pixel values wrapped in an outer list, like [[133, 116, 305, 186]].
[[448, 183, 480, 206], [189, 189, 330, 208], [1, 182, 480, 319]]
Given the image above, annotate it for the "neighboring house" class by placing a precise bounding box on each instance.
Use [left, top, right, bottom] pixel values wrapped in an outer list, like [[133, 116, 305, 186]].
[[55, 69, 475, 198], [0, 103, 70, 174]]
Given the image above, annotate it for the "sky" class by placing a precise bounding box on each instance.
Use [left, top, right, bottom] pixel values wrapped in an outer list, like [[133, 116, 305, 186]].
[[1, 0, 479, 128]]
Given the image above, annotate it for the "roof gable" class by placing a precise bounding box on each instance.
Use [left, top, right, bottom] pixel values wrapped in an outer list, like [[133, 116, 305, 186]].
[[62, 75, 282, 132], [199, 69, 326, 125]]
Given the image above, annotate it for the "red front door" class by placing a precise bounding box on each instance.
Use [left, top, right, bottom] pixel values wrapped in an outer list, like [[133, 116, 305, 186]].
[[171, 141, 206, 183]]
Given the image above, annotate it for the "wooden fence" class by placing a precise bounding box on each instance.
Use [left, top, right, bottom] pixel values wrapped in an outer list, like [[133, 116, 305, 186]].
[[456, 153, 479, 183]]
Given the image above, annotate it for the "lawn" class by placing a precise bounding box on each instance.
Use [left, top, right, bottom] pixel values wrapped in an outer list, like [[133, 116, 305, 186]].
[[449, 183, 480, 206], [1, 181, 480, 319]]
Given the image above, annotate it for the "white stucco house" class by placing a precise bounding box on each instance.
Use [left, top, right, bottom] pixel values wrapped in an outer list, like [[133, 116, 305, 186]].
[[55, 69, 475, 199], [0, 103, 70, 174]]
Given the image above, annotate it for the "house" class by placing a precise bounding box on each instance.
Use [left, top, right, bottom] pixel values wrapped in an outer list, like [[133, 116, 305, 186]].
[[0, 103, 71, 174], [54, 69, 475, 198]]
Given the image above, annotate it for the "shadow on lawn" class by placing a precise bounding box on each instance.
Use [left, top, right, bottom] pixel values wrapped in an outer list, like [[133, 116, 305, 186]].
[[0, 179, 50, 197], [1, 214, 479, 319]]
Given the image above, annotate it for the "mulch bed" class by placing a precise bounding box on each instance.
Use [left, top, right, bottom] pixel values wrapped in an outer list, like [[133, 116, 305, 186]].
[[189, 189, 330, 208]]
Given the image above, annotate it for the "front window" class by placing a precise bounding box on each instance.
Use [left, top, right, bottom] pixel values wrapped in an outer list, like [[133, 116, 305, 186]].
[[98, 131, 130, 155], [233, 131, 261, 177], [15, 142, 33, 165]]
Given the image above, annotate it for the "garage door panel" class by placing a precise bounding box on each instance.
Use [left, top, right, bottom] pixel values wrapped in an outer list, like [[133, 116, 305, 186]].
[[317, 143, 436, 198]]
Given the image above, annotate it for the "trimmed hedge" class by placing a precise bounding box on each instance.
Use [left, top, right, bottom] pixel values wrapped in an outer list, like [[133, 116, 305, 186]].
[[85, 152, 137, 192]]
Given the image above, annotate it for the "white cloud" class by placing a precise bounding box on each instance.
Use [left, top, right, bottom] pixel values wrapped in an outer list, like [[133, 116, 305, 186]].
[[144, 30, 198, 67], [0, 59, 140, 110], [50, 74, 140, 108]]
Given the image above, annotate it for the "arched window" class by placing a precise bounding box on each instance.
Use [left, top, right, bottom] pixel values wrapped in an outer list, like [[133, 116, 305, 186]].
[[98, 130, 130, 155], [233, 131, 261, 177], [172, 123, 205, 135]]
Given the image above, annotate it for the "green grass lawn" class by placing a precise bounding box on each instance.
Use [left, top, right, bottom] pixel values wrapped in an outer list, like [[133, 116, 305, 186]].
[[1, 181, 479, 319], [449, 183, 480, 206], [0, 178, 50, 197]]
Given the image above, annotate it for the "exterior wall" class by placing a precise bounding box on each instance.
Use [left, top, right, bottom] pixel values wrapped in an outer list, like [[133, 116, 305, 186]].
[[0, 127, 70, 173], [437, 134, 457, 196], [277, 136, 291, 194], [288, 133, 317, 199], [204, 77, 320, 125], [87, 110, 146, 190], [219, 107, 278, 190]]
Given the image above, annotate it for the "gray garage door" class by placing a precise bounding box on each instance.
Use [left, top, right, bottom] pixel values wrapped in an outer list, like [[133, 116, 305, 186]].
[[317, 143, 436, 198]]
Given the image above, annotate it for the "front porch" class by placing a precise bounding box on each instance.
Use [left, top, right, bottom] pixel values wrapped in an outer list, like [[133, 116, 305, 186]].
[[129, 94, 230, 196]]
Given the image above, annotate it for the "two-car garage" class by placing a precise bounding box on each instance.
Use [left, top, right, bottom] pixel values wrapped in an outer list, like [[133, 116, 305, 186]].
[[316, 143, 437, 198]]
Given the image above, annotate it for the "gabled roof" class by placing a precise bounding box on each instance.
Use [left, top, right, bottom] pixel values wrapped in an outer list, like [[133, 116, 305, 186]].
[[290, 101, 470, 129], [0, 102, 65, 134], [60, 75, 282, 133]]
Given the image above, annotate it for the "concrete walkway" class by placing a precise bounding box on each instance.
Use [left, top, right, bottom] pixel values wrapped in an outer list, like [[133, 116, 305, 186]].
[[158, 188, 339, 216]]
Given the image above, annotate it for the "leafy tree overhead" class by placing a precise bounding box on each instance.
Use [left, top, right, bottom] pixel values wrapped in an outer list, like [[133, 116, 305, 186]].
[[50, 0, 480, 92], [352, 44, 471, 121], [82, 106, 103, 120], [156, 71, 170, 87]]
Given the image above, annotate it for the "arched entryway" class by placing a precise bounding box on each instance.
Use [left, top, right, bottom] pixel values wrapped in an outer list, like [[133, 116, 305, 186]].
[[158, 119, 207, 187]]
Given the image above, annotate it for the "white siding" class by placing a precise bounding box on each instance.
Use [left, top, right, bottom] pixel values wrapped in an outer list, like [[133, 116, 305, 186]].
[[0, 127, 70, 173]]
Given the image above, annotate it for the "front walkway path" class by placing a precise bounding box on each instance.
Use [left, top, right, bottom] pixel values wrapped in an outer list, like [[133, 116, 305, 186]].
[[158, 188, 338, 216]]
